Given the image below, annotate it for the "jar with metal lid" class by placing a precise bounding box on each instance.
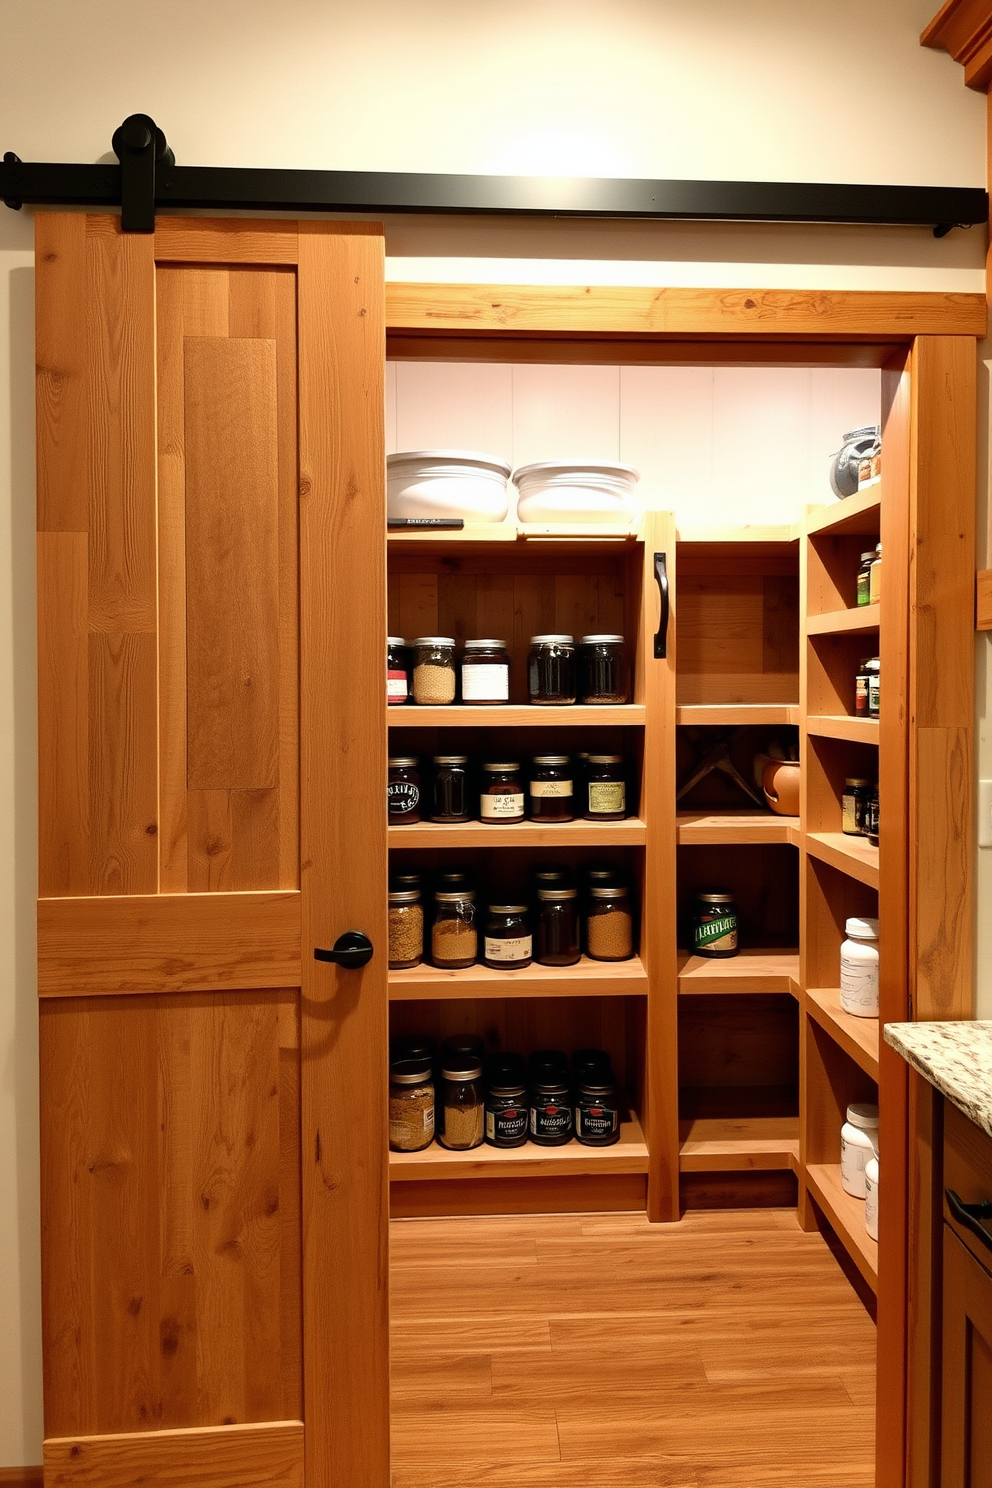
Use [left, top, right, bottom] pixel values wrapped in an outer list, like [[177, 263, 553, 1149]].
[[437, 1054, 484, 1150], [435, 868, 475, 894], [390, 1034, 435, 1064], [841, 778, 873, 836], [536, 885, 580, 967], [480, 761, 525, 823], [573, 1047, 612, 1083], [866, 656, 880, 717], [586, 884, 634, 962], [866, 784, 879, 840], [388, 1059, 435, 1153], [431, 890, 477, 969], [485, 1053, 529, 1148], [575, 1070, 620, 1146], [389, 867, 426, 895], [388, 887, 423, 970], [431, 755, 470, 823], [530, 1063, 574, 1146], [528, 634, 576, 705], [387, 757, 421, 824], [692, 892, 739, 959], [440, 1033, 485, 1066], [579, 634, 628, 704], [411, 636, 456, 706], [856, 553, 875, 608], [584, 754, 627, 821], [528, 755, 574, 823], [483, 905, 532, 970], [387, 636, 409, 705], [461, 639, 510, 705], [869, 543, 882, 606], [584, 863, 623, 895]]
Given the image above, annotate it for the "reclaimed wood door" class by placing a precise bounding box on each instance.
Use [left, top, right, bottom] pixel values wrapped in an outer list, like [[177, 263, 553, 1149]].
[[35, 215, 389, 1488]]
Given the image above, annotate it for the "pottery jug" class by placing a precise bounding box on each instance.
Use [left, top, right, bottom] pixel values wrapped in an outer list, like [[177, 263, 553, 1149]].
[[762, 759, 800, 817]]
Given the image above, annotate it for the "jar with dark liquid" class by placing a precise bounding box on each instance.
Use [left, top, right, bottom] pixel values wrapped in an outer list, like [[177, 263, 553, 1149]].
[[579, 634, 628, 704], [485, 1054, 529, 1149], [431, 755, 470, 823], [584, 754, 627, 820], [480, 761, 525, 823], [387, 757, 421, 824], [528, 634, 576, 705], [530, 1055, 574, 1146], [536, 886, 580, 967], [528, 755, 574, 823]]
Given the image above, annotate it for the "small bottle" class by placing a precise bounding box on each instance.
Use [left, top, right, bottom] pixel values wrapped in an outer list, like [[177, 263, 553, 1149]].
[[461, 639, 510, 706], [865, 656, 881, 718], [437, 1054, 484, 1151], [530, 1055, 574, 1146], [692, 892, 739, 959], [841, 778, 872, 836], [865, 1156, 879, 1241], [536, 885, 580, 967], [869, 544, 882, 606], [856, 552, 875, 608], [584, 755, 627, 821], [575, 1069, 621, 1146], [483, 905, 532, 970], [840, 917, 880, 1018], [430, 755, 470, 823], [484, 1054, 529, 1149], [387, 757, 421, 824], [528, 755, 574, 823], [479, 761, 525, 823], [841, 1103, 879, 1198], [387, 636, 409, 705], [866, 785, 879, 841]]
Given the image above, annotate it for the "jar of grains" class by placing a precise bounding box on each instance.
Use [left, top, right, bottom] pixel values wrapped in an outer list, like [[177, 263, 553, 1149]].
[[461, 639, 510, 705], [584, 754, 627, 820], [484, 1053, 529, 1148], [388, 1059, 435, 1153], [387, 636, 409, 705], [438, 1054, 485, 1150], [579, 634, 628, 704], [693, 891, 739, 959], [431, 890, 478, 969], [411, 636, 457, 706], [480, 761, 525, 823], [388, 888, 423, 969], [387, 757, 422, 824], [528, 634, 576, 705], [586, 883, 634, 961], [483, 904, 532, 970], [431, 755, 470, 823], [528, 755, 574, 823], [536, 885, 581, 967], [575, 1069, 621, 1146]]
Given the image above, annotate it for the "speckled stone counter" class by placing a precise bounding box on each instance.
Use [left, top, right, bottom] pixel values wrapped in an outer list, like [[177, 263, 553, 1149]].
[[885, 1021, 992, 1141]]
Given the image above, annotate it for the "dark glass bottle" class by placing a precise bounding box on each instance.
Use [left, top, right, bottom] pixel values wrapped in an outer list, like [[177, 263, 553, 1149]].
[[575, 1069, 621, 1146], [387, 756, 421, 824], [528, 755, 574, 823], [530, 1059, 574, 1146], [528, 634, 576, 705], [579, 633, 628, 704], [483, 905, 532, 970], [431, 754, 470, 823], [536, 886, 580, 966], [484, 1053, 529, 1148]]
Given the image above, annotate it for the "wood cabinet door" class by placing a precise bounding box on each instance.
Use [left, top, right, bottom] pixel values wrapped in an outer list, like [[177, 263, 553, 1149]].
[[941, 1226, 992, 1487], [35, 215, 388, 1488]]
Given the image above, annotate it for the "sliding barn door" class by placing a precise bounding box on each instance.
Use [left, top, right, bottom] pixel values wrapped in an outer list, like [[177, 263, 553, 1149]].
[[35, 214, 388, 1488]]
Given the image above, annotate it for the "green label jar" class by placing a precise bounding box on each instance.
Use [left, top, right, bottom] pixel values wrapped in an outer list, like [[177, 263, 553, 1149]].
[[693, 892, 739, 958]]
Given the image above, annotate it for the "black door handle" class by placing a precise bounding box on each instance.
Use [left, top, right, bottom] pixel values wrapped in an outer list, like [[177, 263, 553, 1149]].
[[654, 551, 670, 659], [314, 931, 374, 969], [946, 1188, 992, 1255]]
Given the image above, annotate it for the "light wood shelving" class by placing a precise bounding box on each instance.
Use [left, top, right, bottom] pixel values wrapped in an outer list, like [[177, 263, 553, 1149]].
[[805, 988, 879, 1079], [806, 604, 880, 637], [389, 954, 648, 1000], [676, 704, 799, 726], [676, 810, 799, 846], [677, 948, 799, 995], [390, 1109, 649, 1181], [387, 703, 647, 728], [805, 1163, 878, 1289], [388, 818, 647, 848], [805, 489, 881, 537], [805, 715, 880, 744], [679, 1114, 799, 1173], [805, 831, 879, 888]]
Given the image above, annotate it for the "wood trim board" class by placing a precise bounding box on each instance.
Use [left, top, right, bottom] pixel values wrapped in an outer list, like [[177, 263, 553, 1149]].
[[43, 1421, 303, 1487]]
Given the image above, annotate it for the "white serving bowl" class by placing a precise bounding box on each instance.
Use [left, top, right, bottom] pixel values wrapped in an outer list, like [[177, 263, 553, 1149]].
[[387, 450, 512, 522], [512, 461, 639, 524]]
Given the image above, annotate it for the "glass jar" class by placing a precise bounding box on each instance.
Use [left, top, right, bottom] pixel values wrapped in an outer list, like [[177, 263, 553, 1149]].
[[431, 890, 477, 969], [572, 1047, 612, 1084], [484, 1054, 529, 1149], [586, 884, 634, 962], [388, 1059, 435, 1153], [856, 553, 875, 608], [461, 639, 510, 705], [388, 888, 423, 969], [387, 636, 409, 705], [692, 891, 739, 959], [431, 755, 470, 823], [869, 543, 882, 606], [480, 761, 525, 823], [387, 756, 421, 824], [536, 886, 580, 967], [866, 784, 879, 840], [390, 1034, 435, 1064], [584, 754, 627, 821], [437, 1055, 484, 1151], [575, 1071, 620, 1146], [483, 905, 532, 970], [411, 636, 457, 706], [530, 1064, 574, 1146], [579, 634, 629, 704], [866, 656, 880, 717], [528, 634, 576, 705], [841, 778, 873, 836], [528, 755, 574, 823]]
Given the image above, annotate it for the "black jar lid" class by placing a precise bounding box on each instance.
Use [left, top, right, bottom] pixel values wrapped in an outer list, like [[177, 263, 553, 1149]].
[[580, 633, 624, 644], [572, 1047, 612, 1076], [482, 760, 520, 772], [529, 1048, 568, 1076], [388, 755, 419, 768], [486, 1052, 527, 1088], [585, 864, 623, 885], [588, 754, 623, 764], [433, 754, 469, 764], [390, 869, 426, 889], [532, 754, 571, 766], [532, 1069, 570, 1092], [436, 869, 474, 888], [532, 864, 569, 885], [441, 1034, 485, 1058], [389, 1057, 433, 1084], [391, 1035, 435, 1062], [537, 886, 577, 900], [578, 1072, 617, 1095]]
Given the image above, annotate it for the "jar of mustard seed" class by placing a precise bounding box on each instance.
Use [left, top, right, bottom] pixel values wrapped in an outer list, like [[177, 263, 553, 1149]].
[[431, 890, 478, 969], [584, 754, 627, 821], [528, 635, 576, 705], [480, 761, 525, 823], [388, 887, 423, 969], [528, 755, 574, 823], [388, 1059, 435, 1153], [387, 757, 422, 824], [461, 639, 510, 705], [411, 636, 457, 706], [579, 634, 629, 704], [437, 1054, 484, 1151], [586, 884, 634, 961]]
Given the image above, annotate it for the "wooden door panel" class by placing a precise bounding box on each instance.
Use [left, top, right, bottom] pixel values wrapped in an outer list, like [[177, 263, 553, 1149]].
[[44, 1421, 304, 1487], [942, 1226, 992, 1487]]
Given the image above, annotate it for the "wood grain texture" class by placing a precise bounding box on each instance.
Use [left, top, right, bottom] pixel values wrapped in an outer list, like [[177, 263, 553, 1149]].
[[0, 1471, 44, 1488], [921, 0, 992, 89], [390, 1174, 647, 1219], [804, 988, 879, 1080], [36, 213, 88, 532], [37, 534, 89, 896], [978, 569, 992, 628], [389, 954, 647, 1000], [38, 891, 301, 995], [941, 1227, 992, 1486], [387, 331, 902, 368], [906, 1077, 943, 1488], [43, 1421, 303, 1487]]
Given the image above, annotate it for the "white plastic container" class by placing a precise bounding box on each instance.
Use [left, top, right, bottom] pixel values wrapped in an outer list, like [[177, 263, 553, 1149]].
[[387, 450, 511, 522], [513, 461, 639, 525], [865, 1155, 879, 1241], [840, 916, 880, 1018], [841, 1103, 879, 1198]]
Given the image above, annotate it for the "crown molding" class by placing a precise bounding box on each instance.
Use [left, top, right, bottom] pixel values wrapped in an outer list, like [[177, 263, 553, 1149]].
[[922, 0, 992, 90]]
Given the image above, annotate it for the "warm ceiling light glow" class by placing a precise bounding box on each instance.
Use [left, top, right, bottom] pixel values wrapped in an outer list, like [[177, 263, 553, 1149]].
[[489, 126, 629, 179]]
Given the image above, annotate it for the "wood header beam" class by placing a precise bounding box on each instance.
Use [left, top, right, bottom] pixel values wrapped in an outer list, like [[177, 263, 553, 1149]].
[[922, 0, 992, 90]]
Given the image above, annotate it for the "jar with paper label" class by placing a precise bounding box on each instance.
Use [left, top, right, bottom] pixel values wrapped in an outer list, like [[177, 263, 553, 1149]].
[[387, 636, 409, 705], [856, 553, 875, 607], [841, 1103, 879, 1197], [575, 1069, 620, 1146], [584, 754, 627, 821], [530, 1057, 574, 1146], [387, 757, 421, 824], [483, 905, 532, 970], [842, 778, 872, 836], [389, 1059, 435, 1153], [484, 1054, 529, 1149], [480, 761, 525, 823], [840, 916, 879, 1017], [865, 1156, 879, 1240], [528, 755, 574, 823], [692, 892, 739, 959], [461, 639, 510, 705]]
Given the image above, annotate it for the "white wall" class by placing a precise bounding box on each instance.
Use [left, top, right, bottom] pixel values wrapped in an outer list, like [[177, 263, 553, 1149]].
[[0, 0, 987, 1466]]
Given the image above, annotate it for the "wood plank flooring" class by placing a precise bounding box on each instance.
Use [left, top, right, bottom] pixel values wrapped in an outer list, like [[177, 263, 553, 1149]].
[[390, 1208, 875, 1487]]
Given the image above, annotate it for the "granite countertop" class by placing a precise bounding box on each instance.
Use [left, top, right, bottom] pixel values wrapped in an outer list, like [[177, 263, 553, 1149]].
[[885, 1021, 992, 1141]]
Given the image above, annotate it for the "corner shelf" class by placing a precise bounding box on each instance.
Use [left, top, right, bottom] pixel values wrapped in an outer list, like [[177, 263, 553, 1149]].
[[389, 1109, 649, 1181], [389, 953, 648, 1001], [806, 605, 880, 637], [805, 989, 879, 1080], [677, 948, 799, 996], [805, 831, 879, 889], [805, 1162, 878, 1290], [387, 704, 647, 728], [806, 715, 880, 745], [805, 490, 881, 538], [677, 811, 799, 846], [675, 704, 799, 726], [679, 1114, 799, 1173], [388, 818, 647, 848]]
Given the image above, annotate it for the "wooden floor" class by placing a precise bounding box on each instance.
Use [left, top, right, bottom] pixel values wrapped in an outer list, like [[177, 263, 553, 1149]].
[[390, 1208, 876, 1487]]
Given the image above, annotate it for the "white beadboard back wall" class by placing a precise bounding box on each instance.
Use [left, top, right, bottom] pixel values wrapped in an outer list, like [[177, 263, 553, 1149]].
[[386, 361, 881, 529]]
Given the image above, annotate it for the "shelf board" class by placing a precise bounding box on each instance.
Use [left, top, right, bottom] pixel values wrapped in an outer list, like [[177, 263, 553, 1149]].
[[806, 715, 880, 744], [389, 1110, 648, 1181], [805, 490, 881, 538], [389, 953, 648, 1000], [676, 524, 799, 545], [678, 1114, 799, 1173], [805, 831, 879, 889], [805, 1162, 878, 1290], [806, 604, 880, 637], [805, 988, 879, 1080], [387, 523, 640, 547], [677, 810, 799, 846], [676, 704, 799, 726], [677, 948, 799, 996], [388, 818, 647, 847], [387, 703, 646, 728]]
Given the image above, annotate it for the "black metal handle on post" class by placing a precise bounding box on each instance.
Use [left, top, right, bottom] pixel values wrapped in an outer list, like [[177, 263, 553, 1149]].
[[314, 931, 374, 969], [653, 551, 669, 659], [946, 1188, 992, 1255]]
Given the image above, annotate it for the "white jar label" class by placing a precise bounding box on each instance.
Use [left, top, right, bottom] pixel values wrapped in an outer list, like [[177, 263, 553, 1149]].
[[484, 934, 532, 963], [865, 1171, 879, 1241], [462, 663, 509, 702], [839, 949, 879, 1016], [530, 779, 573, 798], [588, 781, 625, 814], [481, 790, 524, 820], [841, 1132, 876, 1198], [387, 671, 408, 700]]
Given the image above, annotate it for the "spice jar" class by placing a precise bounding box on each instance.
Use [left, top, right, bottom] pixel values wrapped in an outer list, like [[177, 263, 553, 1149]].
[[431, 755, 470, 823], [536, 885, 581, 967], [387, 757, 421, 824], [866, 784, 879, 840], [388, 888, 423, 969], [480, 761, 525, 823], [411, 636, 457, 706], [586, 884, 634, 961], [869, 544, 882, 606], [391, 1034, 435, 1064], [388, 1059, 435, 1153], [579, 634, 629, 704], [431, 890, 477, 969], [461, 639, 510, 705], [441, 1033, 485, 1066], [842, 778, 873, 836], [530, 1058, 573, 1146], [573, 1048, 612, 1083], [528, 755, 574, 823], [584, 755, 627, 820], [485, 1054, 529, 1148], [436, 868, 474, 894], [528, 634, 576, 705], [866, 656, 880, 717], [856, 553, 875, 608], [575, 1069, 620, 1146], [692, 892, 739, 959], [387, 636, 409, 705], [483, 904, 532, 970], [389, 868, 425, 894], [437, 1054, 484, 1150], [840, 916, 880, 1018]]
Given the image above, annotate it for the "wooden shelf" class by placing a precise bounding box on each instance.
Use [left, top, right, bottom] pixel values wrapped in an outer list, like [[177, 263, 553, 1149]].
[[675, 704, 799, 726], [676, 524, 799, 545], [388, 818, 647, 847], [389, 1109, 648, 1181], [806, 604, 880, 637], [805, 1162, 878, 1290], [677, 810, 799, 845], [677, 948, 799, 996], [805, 988, 879, 1079], [679, 1114, 799, 1173], [805, 831, 879, 888], [389, 953, 647, 1000], [387, 703, 646, 728], [805, 490, 881, 538], [806, 715, 880, 744], [388, 523, 640, 547]]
